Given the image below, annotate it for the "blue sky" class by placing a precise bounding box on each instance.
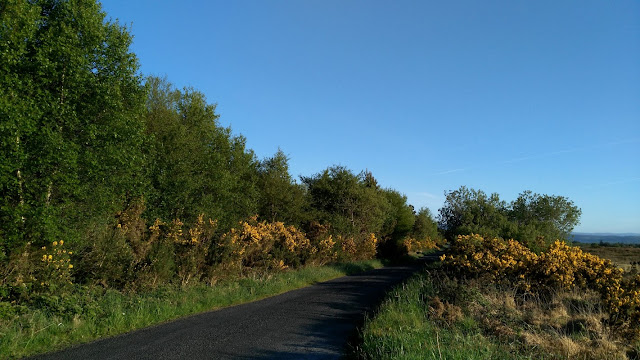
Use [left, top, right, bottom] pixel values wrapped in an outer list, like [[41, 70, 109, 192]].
[[101, 0, 640, 233]]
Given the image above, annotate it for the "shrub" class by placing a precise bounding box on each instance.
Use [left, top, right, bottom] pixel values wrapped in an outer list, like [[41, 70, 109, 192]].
[[0, 241, 74, 306], [402, 236, 442, 254], [214, 217, 316, 272], [441, 234, 640, 339], [339, 233, 377, 261]]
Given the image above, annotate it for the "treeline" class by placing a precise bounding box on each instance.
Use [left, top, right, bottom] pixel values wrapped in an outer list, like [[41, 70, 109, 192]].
[[0, 0, 441, 294], [438, 186, 581, 251], [0, 0, 585, 294]]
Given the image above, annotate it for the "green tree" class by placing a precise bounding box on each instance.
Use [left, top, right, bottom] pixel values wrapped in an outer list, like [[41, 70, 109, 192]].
[[143, 76, 258, 229], [301, 166, 388, 238], [378, 189, 415, 257], [0, 0, 146, 254], [256, 149, 307, 225], [411, 207, 440, 241], [438, 186, 510, 240], [507, 190, 581, 247], [438, 186, 582, 251]]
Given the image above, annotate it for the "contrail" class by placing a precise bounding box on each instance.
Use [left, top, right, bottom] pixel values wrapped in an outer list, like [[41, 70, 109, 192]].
[[433, 137, 640, 176], [500, 148, 581, 164], [583, 177, 640, 189], [435, 168, 466, 175]]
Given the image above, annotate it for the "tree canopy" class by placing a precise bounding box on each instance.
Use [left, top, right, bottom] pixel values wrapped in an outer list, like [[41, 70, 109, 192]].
[[438, 186, 581, 250], [0, 0, 146, 254], [0, 0, 582, 266]]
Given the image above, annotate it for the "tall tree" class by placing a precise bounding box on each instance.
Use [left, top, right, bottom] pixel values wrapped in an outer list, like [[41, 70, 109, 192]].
[[143, 76, 258, 229], [507, 190, 581, 246], [256, 149, 307, 225], [411, 207, 440, 241], [438, 186, 509, 240], [0, 0, 146, 254], [301, 166, 388, 237]]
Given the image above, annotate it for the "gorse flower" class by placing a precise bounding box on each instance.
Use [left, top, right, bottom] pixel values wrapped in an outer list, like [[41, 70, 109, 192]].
[[38, 240, 74, 289], [403, 236, 441, 253], [442, 235, 640, 338]]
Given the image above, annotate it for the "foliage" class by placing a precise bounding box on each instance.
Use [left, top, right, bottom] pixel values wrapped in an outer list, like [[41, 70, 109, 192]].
[[402, 236, 441, 254], [438, 186, 581, 250], [214, 216, 343, 274], [0, 0, 146, 254], [438, 187, 510, 241], [377, 189, 415, 258], [0, 240, 74, 304], [441, 234, 640, 339], [143, 76, 259, 229], [403, 207, 444, 254], [353, 267, 636, 360], [302, 166, 386, 238], [256, 149, 307, 226], [339, 233, 378, 261], [411, 207, 440, 242], [158, 215, 218, 286], [507, 191, 582, 250]]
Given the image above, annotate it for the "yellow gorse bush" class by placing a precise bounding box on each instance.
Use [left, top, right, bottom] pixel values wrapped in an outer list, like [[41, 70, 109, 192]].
[[403, 236, 441, 253], [141, 214, 218, 286], [39, 240, 74, 288], [172, 215, 217, 285], [316, 234, 337, 263], [219, 216, 316, 270], [340, 233, 377, 261], [442, 235, 640, 338], [217, 217, 378, 271]]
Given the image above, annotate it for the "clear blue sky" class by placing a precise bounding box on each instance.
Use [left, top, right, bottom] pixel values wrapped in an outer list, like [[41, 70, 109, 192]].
[[101, 0, 640, 233]]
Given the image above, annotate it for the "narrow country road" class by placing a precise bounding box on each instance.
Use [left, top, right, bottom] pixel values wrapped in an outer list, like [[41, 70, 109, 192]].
[[32, 259, 432, 360]]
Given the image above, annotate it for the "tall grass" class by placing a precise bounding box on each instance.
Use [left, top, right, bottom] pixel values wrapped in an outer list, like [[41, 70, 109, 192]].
[[350, 273, 531, 360], [0, 260, 382, 359], [350, 265, 640, 360]]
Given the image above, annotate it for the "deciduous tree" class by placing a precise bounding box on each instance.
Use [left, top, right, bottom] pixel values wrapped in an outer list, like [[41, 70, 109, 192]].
[[0, 0, 146, 254]]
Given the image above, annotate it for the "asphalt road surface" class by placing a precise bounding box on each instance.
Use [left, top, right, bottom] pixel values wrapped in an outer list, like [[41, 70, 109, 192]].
[[33, 260, 430, 360]]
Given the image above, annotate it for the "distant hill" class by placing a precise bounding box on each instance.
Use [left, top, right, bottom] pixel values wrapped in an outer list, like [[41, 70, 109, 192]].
[[572, 233, 640, 245]]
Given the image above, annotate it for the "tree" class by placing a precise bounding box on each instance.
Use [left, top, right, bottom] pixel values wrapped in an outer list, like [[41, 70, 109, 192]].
[[507, 190, 581, 246], [0, 0, 146, 253], [438, 186, 582, 251], [256, 149, 307, 225], [377, 188, 415, 258], [412, 207, 440, 241], [143, 76, 258, 229], [438, 186, 509, 240], [301, 166, 388, 237]]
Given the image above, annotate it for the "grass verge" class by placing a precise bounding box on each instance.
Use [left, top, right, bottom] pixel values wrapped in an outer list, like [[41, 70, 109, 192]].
[[349, 264, 640, 360], [0, 259, 382, 359], [349, 270, 529, 360]]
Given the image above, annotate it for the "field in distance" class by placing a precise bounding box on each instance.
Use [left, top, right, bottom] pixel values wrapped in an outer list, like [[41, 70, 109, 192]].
[[573, 232, 640, 245], [578, 243, 640, 273]]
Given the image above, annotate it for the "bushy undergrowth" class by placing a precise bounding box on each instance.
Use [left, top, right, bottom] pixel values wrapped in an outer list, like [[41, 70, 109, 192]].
[[0, 259, 382, 359], [441, 234, 640, 339], [352, 236, 640, 360], [352, 265, 640, 360], [0, 195, 395, 358], [351, 271, 532, 360]]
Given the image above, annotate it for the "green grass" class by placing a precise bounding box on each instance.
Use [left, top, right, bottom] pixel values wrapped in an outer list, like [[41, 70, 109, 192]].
[[349, 272, 534, 360], [0, 259, 382, 359]]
